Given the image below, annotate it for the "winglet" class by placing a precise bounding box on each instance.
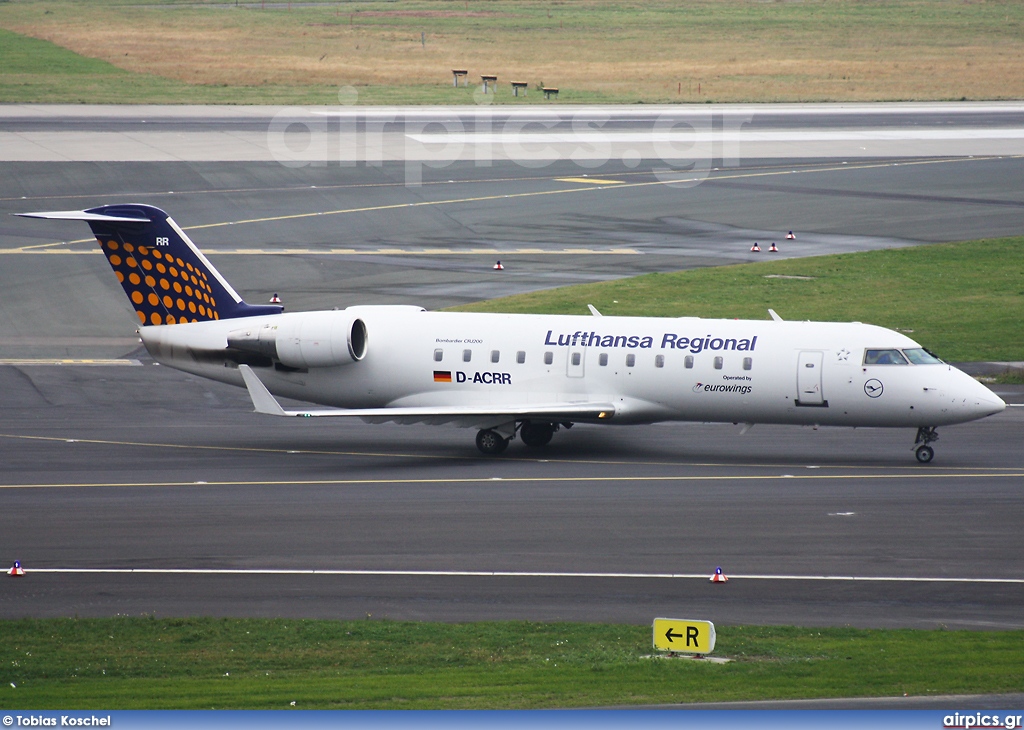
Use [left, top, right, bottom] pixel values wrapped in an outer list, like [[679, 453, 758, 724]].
[[238, 365, 288, 416], [768, 309, 784, 322]]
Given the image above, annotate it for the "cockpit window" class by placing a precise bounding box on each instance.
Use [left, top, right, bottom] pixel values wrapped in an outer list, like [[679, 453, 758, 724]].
[[864, 349, 908, 365], [903, 348, 943, 365]]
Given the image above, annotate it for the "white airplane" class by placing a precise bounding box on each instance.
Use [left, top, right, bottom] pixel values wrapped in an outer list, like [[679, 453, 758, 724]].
[[19, 204, 1006, 463]]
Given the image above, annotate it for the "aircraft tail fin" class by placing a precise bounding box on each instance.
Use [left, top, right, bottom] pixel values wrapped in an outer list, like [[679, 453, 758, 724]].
[[18, 204, 283, 326]]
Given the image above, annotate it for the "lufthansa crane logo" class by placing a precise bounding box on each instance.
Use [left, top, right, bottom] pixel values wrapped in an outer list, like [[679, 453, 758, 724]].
[[864, 379, 884, 398]]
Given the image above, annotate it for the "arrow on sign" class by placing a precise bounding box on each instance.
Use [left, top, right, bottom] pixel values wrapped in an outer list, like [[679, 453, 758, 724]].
[[665, 628, 683, 643]]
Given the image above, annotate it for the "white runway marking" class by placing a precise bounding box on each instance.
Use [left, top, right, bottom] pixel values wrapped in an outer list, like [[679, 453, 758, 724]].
[[407, 129, 1024, 145], [21, 568, 1024, 584]]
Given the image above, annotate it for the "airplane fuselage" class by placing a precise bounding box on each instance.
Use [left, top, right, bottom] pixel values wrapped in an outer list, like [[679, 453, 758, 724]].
[[140, 307, 1004, 430]]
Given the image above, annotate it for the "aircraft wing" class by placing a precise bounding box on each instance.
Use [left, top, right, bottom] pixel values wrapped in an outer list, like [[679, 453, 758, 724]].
[[238, 365, 615, 428]]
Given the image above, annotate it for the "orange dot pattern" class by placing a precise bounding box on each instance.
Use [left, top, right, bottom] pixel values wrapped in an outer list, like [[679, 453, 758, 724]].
[[98, 237, 220, 325]]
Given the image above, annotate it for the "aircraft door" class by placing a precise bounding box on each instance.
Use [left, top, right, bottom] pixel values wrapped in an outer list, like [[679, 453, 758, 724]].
[[566, 348, 585, 378], [796, 350, 826, 406]]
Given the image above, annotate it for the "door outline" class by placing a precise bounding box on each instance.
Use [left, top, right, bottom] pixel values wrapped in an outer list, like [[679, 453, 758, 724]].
[[795, 350, 828, 407]]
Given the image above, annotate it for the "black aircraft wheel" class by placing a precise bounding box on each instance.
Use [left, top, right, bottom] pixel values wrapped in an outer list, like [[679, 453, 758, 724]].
[[915, 445, 934, 464], [476, 429, 509, 455], [519, 421, 555, 448]]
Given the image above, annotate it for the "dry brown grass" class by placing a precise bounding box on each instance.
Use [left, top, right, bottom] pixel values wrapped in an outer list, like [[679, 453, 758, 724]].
[[2, 0, 1023, 102]]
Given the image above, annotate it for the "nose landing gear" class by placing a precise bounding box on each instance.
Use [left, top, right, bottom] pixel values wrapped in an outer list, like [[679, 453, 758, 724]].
[[913, 426, 939, 463]]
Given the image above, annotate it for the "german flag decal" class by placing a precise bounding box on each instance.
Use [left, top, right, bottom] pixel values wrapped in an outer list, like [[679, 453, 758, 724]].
[[433, 371, 453, 383]]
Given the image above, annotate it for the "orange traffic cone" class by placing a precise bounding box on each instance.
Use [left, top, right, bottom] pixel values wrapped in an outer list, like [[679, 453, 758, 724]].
[[769, 242, 779, 252], [710, 566, 728, 583], [493, 260, 505, 270], [786, 230, 795, 240], [750, 243, 761, 252], [8, 561, 24, 577], [269, 293, 282, 304]]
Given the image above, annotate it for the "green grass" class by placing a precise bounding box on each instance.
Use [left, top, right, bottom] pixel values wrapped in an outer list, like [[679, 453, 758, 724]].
[[0, 27, 333, 104], [1, 618, 1021, 709], [2, 0, 1023, 103], [0, 24, 623, 105], [451, 237, 1024, 363], [987, 369, 1024, 385]]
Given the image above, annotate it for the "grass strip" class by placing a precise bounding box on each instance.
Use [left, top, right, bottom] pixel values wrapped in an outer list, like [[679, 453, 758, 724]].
[[450, 237, 1024, 363], [2, 0, 1024, 103], [0, 27, 342, 105], [1, 618, 1022, 709]]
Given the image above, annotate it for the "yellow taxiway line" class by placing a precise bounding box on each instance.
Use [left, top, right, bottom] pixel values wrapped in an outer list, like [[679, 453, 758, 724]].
[[5, 156, 1013, 254]]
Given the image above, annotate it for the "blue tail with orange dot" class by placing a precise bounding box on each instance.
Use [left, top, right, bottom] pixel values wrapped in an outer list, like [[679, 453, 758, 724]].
[[22, 204, 283, 326]]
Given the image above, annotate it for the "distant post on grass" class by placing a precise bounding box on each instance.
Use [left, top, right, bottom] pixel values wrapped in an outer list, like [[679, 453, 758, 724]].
[[511, 81, 528, 97], [452, 69, 468, 87], [480, 75, 498, 93]]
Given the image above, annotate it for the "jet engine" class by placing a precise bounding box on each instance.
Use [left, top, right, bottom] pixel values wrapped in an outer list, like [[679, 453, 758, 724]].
[[227, 311, 367, 368]]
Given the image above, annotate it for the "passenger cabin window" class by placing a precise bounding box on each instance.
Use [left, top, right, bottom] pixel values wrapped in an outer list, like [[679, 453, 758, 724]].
[[713, 356, 723, 370], [655, 354, 665, 368], [516, 351, 526, 364], [903, 348, 943, 365], [864, 349, 908, 365], [463, 349, 472, 362], [490, 350, 500, 363], [684, 355, 694, 369], [571, 352, 581, 366], [433, 349, 443, 362], [625, 354, 636, 367], [743, 357, 753, 371], [544, 352, 553, 365], [599, 353, 608, 366]]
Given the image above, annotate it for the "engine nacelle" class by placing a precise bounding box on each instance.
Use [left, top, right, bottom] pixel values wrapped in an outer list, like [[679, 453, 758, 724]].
[[227, 311, 367, 368]]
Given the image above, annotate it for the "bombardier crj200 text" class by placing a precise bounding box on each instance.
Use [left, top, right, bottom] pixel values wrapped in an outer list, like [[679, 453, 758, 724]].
[[20, 204, 1006, 462]]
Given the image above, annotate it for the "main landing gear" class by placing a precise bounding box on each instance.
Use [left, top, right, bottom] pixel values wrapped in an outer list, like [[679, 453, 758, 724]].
[[475, 428, 509, 455], [519, 420, 556, 448], [913, 426, 939, 463], [475, 421, 565, 455]]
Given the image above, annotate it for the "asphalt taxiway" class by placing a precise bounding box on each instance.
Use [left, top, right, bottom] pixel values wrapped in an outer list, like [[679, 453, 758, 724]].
[[1, 104, 1023, 630], [1, 363, 1022, 627]]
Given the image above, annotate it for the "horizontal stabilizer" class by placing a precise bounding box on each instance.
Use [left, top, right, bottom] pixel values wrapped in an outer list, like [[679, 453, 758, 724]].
[[17, 210, 149, 223], [238, 365, 616, 427]]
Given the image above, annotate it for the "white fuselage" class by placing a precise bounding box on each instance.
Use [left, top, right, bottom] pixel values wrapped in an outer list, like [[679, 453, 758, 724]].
[[139, 307, 1005, 429]]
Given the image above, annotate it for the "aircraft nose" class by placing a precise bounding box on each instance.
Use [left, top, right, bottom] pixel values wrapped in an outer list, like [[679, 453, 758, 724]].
[[964, 380, 1006, 419], [973, 392, 1006, 418]]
